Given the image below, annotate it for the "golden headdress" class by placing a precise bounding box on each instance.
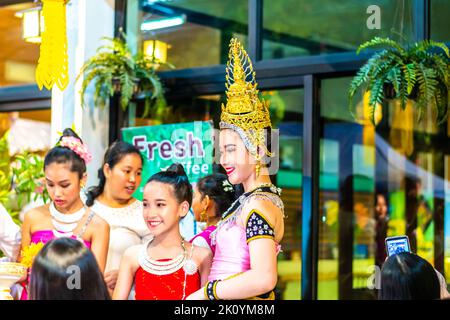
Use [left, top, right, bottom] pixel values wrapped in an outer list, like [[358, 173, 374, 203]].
[[220, 38, 273, 161]]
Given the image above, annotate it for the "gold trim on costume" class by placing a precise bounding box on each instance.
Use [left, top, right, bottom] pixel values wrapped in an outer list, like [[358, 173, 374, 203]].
[[247, 291, 275, 300], [246, 235, 275, 244], [224, 272, 244, 281]]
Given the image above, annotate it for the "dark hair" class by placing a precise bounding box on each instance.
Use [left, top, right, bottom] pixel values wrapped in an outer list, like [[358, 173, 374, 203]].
[[379, 252, 440, 300], [44, 128, 86, 179], [146, 163, 192, 207], [85, 140, 143, 206], [196, 173, 236, 218], [29, 237, 110, 300]]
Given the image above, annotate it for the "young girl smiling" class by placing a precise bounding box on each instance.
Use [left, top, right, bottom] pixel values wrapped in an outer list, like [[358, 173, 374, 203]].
[[113, 163, 211, 300]]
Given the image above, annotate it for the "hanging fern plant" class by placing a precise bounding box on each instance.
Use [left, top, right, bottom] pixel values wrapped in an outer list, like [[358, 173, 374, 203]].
[[348, 37, 450, 125], [76, 32, 174, 117]]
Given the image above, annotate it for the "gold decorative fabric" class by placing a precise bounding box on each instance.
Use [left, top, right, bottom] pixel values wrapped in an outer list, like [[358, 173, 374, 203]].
[[36, 0, 69, 91]]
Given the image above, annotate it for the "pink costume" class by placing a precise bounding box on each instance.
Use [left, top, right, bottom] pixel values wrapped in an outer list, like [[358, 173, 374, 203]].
[[208, 222, 248, 280], [207, 185, 284, 299], [30, 230, 91, 248], [189, 225, 216, 255], [20, 211, 95, 300]]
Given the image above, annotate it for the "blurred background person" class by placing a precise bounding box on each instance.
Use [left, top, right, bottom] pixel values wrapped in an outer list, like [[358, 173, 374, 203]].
[[374, 193, 389, 267], [379, 252, 440, 300], [190, 173, 236, 254]]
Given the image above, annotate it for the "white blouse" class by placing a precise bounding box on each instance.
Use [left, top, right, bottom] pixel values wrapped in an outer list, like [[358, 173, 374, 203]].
[[0, 204, 21, 261], [90, 199, 153, 273]]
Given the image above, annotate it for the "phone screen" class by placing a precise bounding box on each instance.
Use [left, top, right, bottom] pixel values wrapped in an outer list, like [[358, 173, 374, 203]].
[[386, 236, 411, 257]]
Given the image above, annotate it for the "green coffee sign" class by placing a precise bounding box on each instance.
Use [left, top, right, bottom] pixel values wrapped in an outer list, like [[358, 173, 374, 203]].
[[122, 121, 214, 200]]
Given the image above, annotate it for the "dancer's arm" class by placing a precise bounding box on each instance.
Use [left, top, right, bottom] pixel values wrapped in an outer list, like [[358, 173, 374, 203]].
[[19, 210, 34, 260], [90, 217, 110, 274], [196, 246, 212, 287], [112, 245, 140, 300]]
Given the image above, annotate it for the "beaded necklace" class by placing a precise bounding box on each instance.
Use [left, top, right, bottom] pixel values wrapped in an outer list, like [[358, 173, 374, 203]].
[[49, 202, 86, 238], [137, 239, 199, 299]]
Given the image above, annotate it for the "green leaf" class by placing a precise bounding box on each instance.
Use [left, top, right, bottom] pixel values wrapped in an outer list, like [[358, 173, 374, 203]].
[[357, 37, 405, 55]]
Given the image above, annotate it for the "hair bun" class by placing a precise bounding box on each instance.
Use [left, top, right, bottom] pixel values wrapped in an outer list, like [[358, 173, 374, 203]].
[[60, 128, 83, 143], [166, 163, 188, 177]]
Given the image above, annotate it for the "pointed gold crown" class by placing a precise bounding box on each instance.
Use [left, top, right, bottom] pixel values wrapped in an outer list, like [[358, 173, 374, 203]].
[[220, 38, 273, 158]]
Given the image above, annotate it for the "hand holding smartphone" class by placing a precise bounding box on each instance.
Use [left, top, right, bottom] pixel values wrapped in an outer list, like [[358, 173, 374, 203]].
[[385, 235, 411, 257]]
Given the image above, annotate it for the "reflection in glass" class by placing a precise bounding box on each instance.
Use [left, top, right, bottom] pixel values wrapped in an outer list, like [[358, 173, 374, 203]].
[[127, 0, 248, 69], [319, 77, 449, 299], [263, 0, 415, 59], [270, 88, 303, 300], [431, 0, 450, 42]]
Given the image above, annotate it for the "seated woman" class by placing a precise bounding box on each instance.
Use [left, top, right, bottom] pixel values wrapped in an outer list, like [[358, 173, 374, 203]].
[[379, 252, 440, 300], [190, 173, 236, 254], [29, 237, 110, 300]]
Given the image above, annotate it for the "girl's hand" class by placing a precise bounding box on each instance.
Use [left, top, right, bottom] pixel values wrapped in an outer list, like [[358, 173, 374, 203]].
[[185, 288, 207, 300], [104, 269, 119, 290]]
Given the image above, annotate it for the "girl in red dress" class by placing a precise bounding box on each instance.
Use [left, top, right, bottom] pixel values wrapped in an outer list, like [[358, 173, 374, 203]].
[[113, 163, 212, 300]]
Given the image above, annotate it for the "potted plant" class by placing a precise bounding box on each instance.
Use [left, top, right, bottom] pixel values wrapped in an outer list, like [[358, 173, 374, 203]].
[[0, 132, 49, 226], [348, 37, 450, 124], [77, 32, 173, 117]]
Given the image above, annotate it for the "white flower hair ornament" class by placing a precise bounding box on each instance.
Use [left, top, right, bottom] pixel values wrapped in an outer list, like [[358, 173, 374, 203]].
[[222, 179, 234, 192]]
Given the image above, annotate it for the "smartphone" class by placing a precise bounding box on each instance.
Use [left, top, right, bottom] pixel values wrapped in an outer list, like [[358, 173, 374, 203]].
[[385, 235, 411, 257]]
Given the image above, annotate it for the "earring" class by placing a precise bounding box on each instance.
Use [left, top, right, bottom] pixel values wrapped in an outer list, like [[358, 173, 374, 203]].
[[255, 154, 261, 178], [200, 208, 207, 222]]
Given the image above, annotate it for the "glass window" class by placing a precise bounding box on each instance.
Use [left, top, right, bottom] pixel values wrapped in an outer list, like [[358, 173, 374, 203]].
[[269, 88, 303, 300], [126, 0, 248, 70], [263, 0, 415, 60], [318, 77, 450, 299], [0, 2, 40, 87], [431, 0, 450, 42]]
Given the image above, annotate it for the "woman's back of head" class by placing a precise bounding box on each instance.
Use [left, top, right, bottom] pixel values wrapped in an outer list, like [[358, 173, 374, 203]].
[[379, 252, 440, 300], [196, 173, 236, 217], [29, 237, 110, 300]]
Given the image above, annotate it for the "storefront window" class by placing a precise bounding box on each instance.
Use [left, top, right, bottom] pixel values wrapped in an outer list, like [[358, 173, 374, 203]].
[[262, 0, 415, 59], [431, 0, 450, 42], [0, 2, 40, 87], [318, 76, 450, 299], [126, 0, 248, 70]]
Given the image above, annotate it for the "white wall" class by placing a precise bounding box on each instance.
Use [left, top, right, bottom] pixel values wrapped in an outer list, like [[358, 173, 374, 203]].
[[51, 0, 115, 187]]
